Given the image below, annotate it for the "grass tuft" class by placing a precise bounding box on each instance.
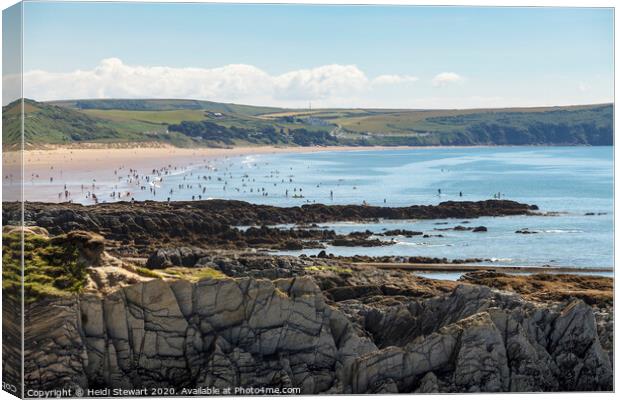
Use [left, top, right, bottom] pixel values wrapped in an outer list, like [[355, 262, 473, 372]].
[[162, 266, 227, 282], [2, 232, 88, 303]]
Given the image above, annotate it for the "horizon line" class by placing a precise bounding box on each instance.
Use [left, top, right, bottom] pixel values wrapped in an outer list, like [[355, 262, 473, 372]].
[[8, 97, 613, 112]]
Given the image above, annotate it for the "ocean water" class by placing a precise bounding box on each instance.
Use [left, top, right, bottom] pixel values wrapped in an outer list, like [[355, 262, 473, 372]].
[[34, 146, 614, 269], [197, 146, 612, 270]]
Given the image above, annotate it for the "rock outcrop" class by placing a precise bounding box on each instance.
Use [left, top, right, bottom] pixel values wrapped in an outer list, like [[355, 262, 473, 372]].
[[460, 271, 613, 308], [3, 200, 538, 254], [23, 276, 612, 394], [338, 284, 612, 392], [3, 195, 610, 395]]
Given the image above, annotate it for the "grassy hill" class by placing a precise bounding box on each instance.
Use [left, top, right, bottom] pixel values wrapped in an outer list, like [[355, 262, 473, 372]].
[[2, 99, 139, 148], [2, 99, 199, 149], [260, 104, 613, 145], [2, 98, 613, 149], [50, 98, 282, 116]]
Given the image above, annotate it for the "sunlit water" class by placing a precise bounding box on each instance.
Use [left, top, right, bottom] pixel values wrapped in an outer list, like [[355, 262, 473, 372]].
[[24, 146, 614, 270]]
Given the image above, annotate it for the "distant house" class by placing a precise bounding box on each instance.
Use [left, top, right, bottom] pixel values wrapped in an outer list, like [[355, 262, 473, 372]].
[[205, 111, 224, 119]]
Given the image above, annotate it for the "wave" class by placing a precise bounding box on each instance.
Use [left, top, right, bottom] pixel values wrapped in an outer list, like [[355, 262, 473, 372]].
[[241, 155, 258, 165], [394, 240, 451, 247]]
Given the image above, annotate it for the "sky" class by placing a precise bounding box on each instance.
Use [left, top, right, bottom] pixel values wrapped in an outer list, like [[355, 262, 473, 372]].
[[8, 2, 615, 108]]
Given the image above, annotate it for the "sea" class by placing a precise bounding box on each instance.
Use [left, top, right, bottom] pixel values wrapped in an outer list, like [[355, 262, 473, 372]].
[[31, 146, 616, 272]]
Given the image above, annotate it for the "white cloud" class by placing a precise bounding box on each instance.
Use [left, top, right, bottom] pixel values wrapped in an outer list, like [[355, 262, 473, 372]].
[[273, 64, 369, 101], [24, 58, 274, 104], [432, 72, 464, 87], [21, 58, 421, 108], [8, 59, 611, 109], [372, 74, 419, 85]]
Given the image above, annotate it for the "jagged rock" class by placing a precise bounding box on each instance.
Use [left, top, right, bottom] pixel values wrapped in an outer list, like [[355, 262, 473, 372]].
[[21, 277, 612, 393], [549, 300, 613, 390], [415, 372, 441, 393], [24, 297, 89, 392], [146, 247, 211, 268]]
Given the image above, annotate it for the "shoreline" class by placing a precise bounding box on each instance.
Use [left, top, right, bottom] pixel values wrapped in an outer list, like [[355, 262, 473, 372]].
[[6, 142, 606, 169], [355, 262, 613, 275], [5, 144, 419, 172], [5, 144, 499, 203]]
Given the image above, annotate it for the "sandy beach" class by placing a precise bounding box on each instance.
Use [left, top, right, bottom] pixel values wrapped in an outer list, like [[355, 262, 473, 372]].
[[6, 143, 499, 172], [12, 144, 364, 170], [3, 144, 399, 202]]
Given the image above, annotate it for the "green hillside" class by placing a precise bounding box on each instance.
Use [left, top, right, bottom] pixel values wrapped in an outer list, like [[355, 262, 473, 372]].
[[2, 99, 138, 148], [2, 98, 613, 149], [2, 99, 197, 148], [50, 98, 282, 116], [333, 105, 613, 146]]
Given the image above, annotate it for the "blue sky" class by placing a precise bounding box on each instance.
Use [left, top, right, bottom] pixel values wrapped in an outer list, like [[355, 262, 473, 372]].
[[18, 2, 614, 108]]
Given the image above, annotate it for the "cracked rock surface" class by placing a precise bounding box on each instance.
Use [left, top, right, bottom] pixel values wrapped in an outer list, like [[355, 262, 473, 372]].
[[23, 275, 612, 393]]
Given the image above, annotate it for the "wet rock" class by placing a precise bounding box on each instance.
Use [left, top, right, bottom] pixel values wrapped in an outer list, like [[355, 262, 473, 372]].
[[515, 228, 539, 234], [380, 229, 424, 237], [331, 238, 392, 247], [13, 200, 538, 252], [282, 240, 304, 250]]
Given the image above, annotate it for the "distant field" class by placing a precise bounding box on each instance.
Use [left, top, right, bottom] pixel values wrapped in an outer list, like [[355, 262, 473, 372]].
[[50, 98, 283, 116], [2, 98, 613, 149], [82, 109, 208, 124], [279, 105, 610, 135]]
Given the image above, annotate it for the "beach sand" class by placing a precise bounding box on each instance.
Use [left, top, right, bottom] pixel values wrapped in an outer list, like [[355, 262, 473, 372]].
[[7, 142, 493, 171], [15, 144, 364, 170], [2, 144, 389, 202]]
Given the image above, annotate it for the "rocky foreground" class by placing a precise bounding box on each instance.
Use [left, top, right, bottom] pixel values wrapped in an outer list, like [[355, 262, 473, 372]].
[[3, 220, 613, 394]]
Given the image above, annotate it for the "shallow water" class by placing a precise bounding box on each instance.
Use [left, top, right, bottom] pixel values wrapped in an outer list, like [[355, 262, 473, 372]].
[[228, 146, 612, 269], [24, 146, 614, 270]]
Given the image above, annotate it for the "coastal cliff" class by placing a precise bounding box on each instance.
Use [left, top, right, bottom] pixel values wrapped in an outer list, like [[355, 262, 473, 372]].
[[3, 224, 612, 394], [24, 275, 612, 393], [2, 199, 612, 394]]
